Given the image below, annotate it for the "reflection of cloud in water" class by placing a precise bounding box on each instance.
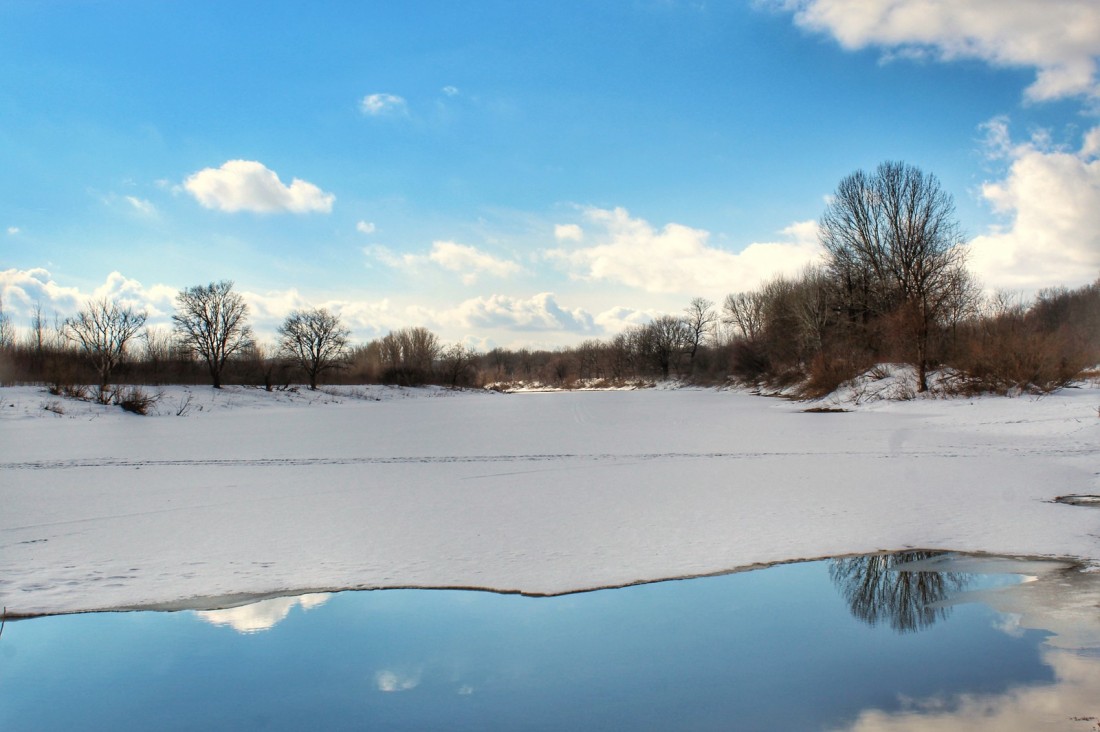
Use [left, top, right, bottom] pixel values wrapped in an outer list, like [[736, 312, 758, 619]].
[[195, 593, 330, 634], [841, 649, 1100, 731], [834, 559, 1100, 731], [375, 669, 421, 692]]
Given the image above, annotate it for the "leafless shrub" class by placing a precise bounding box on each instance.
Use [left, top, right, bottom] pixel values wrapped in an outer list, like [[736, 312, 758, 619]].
[[65, 384, 90, 400], [42, 400, 64, 415], [115, 385, 161, 415], [801, 353, 869, 399], [174, 392, 195, 416]]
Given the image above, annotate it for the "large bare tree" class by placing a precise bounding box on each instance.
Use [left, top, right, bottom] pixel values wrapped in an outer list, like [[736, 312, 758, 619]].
[[277, 307, 351, 390], [63, 297, 147, 394], [172, 280, 254, 388], [819, 162, 967, 391]]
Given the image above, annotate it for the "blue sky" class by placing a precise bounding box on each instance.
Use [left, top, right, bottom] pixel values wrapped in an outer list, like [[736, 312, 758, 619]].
[[2, 1, 1099, 347]]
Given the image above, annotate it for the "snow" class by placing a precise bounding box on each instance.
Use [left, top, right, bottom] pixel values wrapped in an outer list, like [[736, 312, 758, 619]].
[[2, 381, 1098, 617]]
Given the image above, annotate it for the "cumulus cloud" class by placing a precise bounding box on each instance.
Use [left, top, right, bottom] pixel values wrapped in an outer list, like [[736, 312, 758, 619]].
[[772, 0, 1100, 102], [968, 122, 1100, 290], [356, 220, 376, 235], [368, 241, 523, 284], [443, 292, 595, 332], [7, 226, 20, 235], [0, 268, 83, 314], [545, 207, 823, 295], [361, 93, 408, 116], [184, 160, 335, 214], [0, 269, 178, 320], [92, 271, 176, 317]]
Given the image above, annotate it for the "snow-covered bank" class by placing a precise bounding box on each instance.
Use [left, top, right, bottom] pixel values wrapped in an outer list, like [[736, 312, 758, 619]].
[[2, 384, 1098, 617]]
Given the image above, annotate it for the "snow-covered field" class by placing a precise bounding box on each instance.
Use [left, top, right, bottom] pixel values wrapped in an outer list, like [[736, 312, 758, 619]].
[[2, 377, 1098, 617]]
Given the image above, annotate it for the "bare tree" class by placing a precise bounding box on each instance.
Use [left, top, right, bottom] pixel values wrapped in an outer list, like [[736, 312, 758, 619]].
[[605, 331, 636, 380], [28, 302, 46, 363], [683, 297, 716, 374], [375, 326, 440, 385], [0, 295, 13, 350], [791, 266, 835, 356], [172, 280, 254, 388], [638, 315, 690, 380], [438, 342, 476, 387], [574, 339, 602, 380], [819, 162, 967, 391], [277, 307, 351, 390], [63, 297, 147, 394], [722, 291, 767, 343]]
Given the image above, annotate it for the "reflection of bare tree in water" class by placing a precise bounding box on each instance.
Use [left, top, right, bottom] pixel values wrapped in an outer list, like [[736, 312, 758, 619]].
[[829, 551, 972, 633]]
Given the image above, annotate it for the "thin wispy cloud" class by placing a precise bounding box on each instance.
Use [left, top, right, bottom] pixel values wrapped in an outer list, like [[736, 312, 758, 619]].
[[361, 93, 408, 116], [369, 241, 524, 285], [124, 196, 157, 216]]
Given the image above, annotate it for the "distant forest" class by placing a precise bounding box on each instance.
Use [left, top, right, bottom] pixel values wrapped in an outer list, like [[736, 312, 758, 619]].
[[2, 163, 1098, 400]]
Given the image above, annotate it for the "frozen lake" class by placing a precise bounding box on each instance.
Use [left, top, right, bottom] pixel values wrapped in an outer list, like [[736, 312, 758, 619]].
[[3, 552, 1099, 731]]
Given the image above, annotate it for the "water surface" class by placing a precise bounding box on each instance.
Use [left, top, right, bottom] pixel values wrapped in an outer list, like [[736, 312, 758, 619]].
[[2, 552, 1098, 731]]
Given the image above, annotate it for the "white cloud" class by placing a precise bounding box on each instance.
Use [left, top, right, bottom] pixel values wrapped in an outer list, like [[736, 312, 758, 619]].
[[356, 220, 376, 235], [367, 241, 523, 284], [774, 0, 1100, 102], [361, 93, 408, 116], [545, 207, 823, 295], [554, 223, 584, 242], [240, 287, 395, 339], [124, 196, 156, 216], [92, 271, 176, 317], [195, 594, 330, 634], [443, 292, 595, 332], [442, 85, 460, 97], [184, 160, 335, 214], [0, 269, 178, 322], [594, 305, 659, 333], [0, 268, 83, 314], [428, 241, 523, 284], [968, 123, 1100, 290], [7, 226, 19, 235], [375, 670, 420, 692]]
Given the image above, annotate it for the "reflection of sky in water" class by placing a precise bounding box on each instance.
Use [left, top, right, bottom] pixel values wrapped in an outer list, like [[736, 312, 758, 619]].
[[2, 556, 1098, 731]]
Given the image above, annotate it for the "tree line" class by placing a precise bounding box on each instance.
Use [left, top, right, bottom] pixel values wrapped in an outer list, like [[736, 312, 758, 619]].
[[1, 162, 1097, 398]]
